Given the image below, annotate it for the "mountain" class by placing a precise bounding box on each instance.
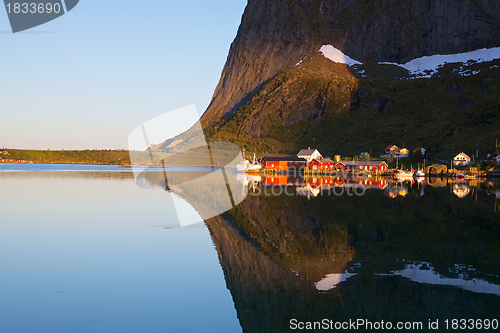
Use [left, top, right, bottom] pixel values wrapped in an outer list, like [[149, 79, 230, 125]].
[[202, 0, 500, 124], [164, 0, 500, 157]]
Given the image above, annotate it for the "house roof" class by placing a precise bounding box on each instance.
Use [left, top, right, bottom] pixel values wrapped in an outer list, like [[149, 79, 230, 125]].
[[385, 145, 398, 150], [261, 156, 306, 162], [453, 152, 470, 160], [321, 158, 335, 163], [297, 149, 321, 157], [345, 161, 388, 166]]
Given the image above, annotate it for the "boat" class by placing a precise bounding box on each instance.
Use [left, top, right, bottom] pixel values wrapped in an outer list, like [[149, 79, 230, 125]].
[[236, 153, 262, 173], [413, 166, 425, 178], [392, 160, 414, 179], [393, 169, 414, 179]]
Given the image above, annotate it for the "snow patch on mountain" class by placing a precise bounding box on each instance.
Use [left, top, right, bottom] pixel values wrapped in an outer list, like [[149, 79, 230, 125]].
[[316, 45, 500, 78], [319, 45, 362, 66], [381, 47, 500, 78]]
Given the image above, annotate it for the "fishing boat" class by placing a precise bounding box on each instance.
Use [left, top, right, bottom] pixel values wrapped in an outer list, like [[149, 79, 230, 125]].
[[393, 169, 414, 179], [393, 160, 414, 179], [413, 166, 425, 178], [236, 153, 262, 173]]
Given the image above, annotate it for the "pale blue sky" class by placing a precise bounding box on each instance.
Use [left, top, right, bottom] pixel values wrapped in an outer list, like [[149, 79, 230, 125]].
[[1, 0, 247, 149]]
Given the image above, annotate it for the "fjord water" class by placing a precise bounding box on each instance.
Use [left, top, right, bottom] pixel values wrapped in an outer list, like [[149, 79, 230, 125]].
[[211, 175, 500, 332], [0, 165, 241, 333], [1, 165, 500, 332]]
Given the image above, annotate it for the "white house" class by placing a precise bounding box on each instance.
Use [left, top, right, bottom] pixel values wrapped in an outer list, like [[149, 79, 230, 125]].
[[494, 155, 500, 164], [297, 148, 322, 163], [453, 152, 471, 166]]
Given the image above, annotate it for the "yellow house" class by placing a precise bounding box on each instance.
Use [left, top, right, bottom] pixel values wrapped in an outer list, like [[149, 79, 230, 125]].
[[391, 148, 409, 158]]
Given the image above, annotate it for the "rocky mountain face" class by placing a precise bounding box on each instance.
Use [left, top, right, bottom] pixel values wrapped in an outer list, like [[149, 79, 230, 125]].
[[202, 0, 500, 126]]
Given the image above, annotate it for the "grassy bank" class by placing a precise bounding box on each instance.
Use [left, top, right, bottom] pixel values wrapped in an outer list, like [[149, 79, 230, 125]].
[[2, 149, 131, 165]]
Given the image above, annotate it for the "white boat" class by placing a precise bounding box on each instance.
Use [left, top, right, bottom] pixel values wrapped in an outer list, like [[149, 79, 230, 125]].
[[393, 169, 414, 179], [236, 153, 262, 173], [413, 169, 425, 178]]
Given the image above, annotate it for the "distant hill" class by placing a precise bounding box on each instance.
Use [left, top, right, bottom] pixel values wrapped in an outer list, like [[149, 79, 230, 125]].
[[2, 149, 131, 165]]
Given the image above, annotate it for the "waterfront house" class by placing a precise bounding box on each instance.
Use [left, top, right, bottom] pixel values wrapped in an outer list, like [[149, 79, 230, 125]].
[[309, 158, 336, 171], [344, 161, 389, 172], [453, 152, 471, 166], [297, 148, 322, 162], [260, 156, 306, 171], [335, 162, 346, 170]]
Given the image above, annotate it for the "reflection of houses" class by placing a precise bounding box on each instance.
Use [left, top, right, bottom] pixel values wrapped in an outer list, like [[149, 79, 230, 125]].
[[453, 152, 471, 166], [262, 175, 291, 186], [453, 183, 471, 198], [341, 178, 388, 190], [261, 174, 306, 187], [355, 178, 388, 190], [384, 184, 409, 198], [261, 174, 389, 197], [296, 185, 321, 198], [344, 161, 388, 172]]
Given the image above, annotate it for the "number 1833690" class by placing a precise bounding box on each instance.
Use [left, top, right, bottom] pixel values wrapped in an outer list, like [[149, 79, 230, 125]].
[[6, 2, 61, 14], [444, 319, 498, 330]]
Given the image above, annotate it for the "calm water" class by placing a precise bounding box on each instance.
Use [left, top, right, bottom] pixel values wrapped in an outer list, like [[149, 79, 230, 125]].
[[1, 164, 500, 332], [0, 165, 241, 333]]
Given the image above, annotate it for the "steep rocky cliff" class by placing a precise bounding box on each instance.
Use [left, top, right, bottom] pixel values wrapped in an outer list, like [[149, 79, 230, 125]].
[[202, 0, 500, 125]]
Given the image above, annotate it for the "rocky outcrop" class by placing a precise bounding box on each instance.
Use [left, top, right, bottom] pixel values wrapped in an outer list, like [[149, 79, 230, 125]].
[[202, 0, 500, 125]]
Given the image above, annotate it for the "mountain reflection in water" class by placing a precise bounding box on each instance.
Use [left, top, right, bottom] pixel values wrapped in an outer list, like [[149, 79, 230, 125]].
[[143, 171, 500, 332]]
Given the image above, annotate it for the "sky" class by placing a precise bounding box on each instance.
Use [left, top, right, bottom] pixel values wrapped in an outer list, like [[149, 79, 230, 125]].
[[0, 0, 247, 149]]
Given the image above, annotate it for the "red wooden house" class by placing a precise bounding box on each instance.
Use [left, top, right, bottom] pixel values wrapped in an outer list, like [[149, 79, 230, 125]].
[[344, 161, 388, 172], [260, 157, 307, 171], [309, 158, 336, 171], [335, 162, 346, 170]]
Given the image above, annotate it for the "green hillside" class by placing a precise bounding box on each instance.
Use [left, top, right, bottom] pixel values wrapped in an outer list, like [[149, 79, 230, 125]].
[[2, 149, 131, 165], [204, 53, 500, 159]]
